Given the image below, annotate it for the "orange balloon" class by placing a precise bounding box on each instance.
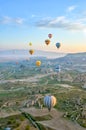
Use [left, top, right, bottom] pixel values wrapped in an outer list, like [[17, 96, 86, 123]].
[[29, 49, 34, 55], [45, 39, 51, 45], [36, 61, 41, 66]]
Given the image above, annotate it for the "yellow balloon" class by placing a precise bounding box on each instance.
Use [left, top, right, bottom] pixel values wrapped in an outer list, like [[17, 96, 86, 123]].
[[29, 49, 34, 55], [36, 61, 41, 66], [29, 42, 32, 46]]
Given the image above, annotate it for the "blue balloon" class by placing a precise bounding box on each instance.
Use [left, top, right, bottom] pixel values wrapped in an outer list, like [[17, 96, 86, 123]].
[[56, 42, 61, 48], [55, 65, 61, 72], [4, 127, 11, 130]]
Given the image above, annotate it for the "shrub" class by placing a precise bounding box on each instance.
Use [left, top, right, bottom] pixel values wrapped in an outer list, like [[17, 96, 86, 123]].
[[15, 122, 20, 127], [25, 125, 30, 130], [16, 128, 20, 130]]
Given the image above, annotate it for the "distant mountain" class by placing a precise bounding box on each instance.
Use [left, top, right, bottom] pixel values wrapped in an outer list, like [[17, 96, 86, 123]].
[[53, 52, 86, 63], [51, 52, 86, 72], [0, 49, 66, 62]]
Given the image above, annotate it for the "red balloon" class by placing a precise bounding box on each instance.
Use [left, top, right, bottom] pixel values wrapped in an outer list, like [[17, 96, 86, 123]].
[[16, 62, 18, 65], [48, 34, 52, 39]]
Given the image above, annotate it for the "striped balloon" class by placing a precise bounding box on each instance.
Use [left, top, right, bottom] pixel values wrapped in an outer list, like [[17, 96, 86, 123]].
[[44, 95, 57, 111]]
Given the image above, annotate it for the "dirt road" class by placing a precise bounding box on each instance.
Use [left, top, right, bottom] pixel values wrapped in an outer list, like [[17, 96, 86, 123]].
[[0, 72, 56, 84]]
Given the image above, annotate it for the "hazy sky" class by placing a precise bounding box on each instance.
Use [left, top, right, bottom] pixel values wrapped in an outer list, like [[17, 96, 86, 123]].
[[0, 0, 86, 53]]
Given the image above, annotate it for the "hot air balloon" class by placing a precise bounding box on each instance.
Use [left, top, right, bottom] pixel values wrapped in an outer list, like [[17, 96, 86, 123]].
[[44, 95, 57, 111], [29, 49, 34, 55], [36, 60, 41, 67], [5, 127, 11, 130], [45, 39, 51, 45], [29, 42, 32, 46], [16, 62, 18, 65], [55, 65, 61, 72], [56, 42, 61, 49], [48, 33, 52, 39]]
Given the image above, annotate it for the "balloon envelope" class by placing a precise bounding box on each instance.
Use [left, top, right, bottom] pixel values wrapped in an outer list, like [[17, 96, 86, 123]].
[[29, 49, 34, 55], [56, 42, 61, 48], [48, 34, 52, 39], [16, 62, 18, 65], [36, 60, 41, 66], [5, 128, 11, 130], [29, 42, 32, 46], [55, 65, 61, 72], [44, 95, 57, 111], [45, 39, 51, 45]]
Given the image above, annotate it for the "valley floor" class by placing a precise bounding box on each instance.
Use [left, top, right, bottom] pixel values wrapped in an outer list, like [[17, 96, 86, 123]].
[[21, 107, 86, 130]]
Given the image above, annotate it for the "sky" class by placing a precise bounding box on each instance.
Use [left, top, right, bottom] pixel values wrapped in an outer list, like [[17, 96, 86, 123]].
[[0, 0, 86, 53]]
